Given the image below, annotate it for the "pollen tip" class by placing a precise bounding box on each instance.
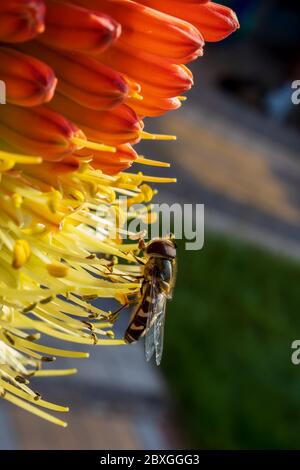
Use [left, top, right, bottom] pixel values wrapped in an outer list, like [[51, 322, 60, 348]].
[[136, 156, 171, 168], [140, 131, 177, 141], [73, 137, 116, 153], [46, 263, 69, 278], [129, 92, 144, 101], [37, 23, 45, 34]]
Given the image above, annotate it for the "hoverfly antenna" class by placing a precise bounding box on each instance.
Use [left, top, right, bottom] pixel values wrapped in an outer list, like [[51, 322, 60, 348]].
[[166, 233, 177, 248]]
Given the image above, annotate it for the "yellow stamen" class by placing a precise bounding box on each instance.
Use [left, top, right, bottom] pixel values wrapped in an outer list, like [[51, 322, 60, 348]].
[[0, 160, 15, 172], [140, 131, 177, 141], [136, 156, 170, 168], [48, 190, 62, 213], [34, 369, 77, 377], [12, 240, 31, 269], [11, 336, 89, 359], [68, 188, 85, 202], [12, 193, 23, 209], [140, 174, 177, 184], [140, 184, 154, 203], [47, 263, 69, 278], [115, 292, 129, 305], [0, 378, 69, 413], [128, 91, 143, 101], [142, 212, 158, 224], [0, 150, 42, 165], [2, 392, 68, 427], [72, 137, 116, 153]]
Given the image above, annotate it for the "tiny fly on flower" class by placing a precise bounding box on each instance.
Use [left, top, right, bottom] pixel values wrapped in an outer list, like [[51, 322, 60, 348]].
[[124, 237, 177, 365]]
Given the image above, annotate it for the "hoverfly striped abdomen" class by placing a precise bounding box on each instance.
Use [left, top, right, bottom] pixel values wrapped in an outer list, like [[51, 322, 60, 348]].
[[124, 282, 152, 344]]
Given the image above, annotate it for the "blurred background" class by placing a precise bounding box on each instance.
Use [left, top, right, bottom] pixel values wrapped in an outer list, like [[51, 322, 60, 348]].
[[1, 0, 300, 450]]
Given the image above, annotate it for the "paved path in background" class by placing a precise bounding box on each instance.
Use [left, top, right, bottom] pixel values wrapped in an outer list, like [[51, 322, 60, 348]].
[[0, 315, 181, 450], [142, 88, 300, 260]]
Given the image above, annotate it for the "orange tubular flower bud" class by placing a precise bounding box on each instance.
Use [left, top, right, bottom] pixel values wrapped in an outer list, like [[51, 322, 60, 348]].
[[0, 104, 85, 161], [99, 43, 194, 99], [90, 144, 138, 175], [38, 0, 121, 53], [73, 0, 204, 63], [18, 42, 128, 111], [0, 47, 57, 107], [138, 0, 240, 42], [127, 95, 182, 118], [49, 94, 143, 146], [17, 160, 81, 190], [0, 0, 45, 43]]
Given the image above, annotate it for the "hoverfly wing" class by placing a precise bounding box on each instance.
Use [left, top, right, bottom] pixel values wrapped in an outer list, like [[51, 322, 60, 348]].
[[154, 293, 167, 366], [145, 321, 155, 362], [168, 259, 177, 300], [144, 267, 159, 363]]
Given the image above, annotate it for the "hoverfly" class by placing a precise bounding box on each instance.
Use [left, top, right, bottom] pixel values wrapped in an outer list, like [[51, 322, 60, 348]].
[[124, 237, 177, 365]]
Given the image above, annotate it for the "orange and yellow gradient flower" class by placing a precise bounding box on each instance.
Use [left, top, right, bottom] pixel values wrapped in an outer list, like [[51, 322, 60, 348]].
[[0, 0, 239, 425]]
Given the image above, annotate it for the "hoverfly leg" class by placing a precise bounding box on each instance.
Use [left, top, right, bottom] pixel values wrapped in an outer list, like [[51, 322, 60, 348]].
[[158, 279, 171, 296], [108, 302, 130, 324], [138, 238, 147, 251], [132, 254, 147, 266]]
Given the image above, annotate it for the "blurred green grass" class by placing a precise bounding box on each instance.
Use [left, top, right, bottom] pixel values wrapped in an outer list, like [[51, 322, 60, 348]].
[[162, 234, 300, 450]]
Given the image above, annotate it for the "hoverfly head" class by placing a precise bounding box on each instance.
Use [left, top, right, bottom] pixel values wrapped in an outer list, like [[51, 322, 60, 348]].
[[145, 238, 176, 259]]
